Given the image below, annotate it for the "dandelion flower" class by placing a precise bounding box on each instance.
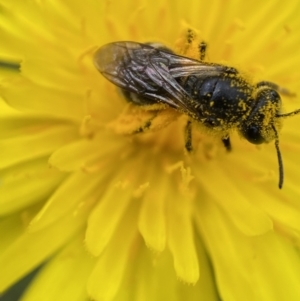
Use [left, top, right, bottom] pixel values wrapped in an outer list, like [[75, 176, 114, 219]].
[[1, 0, 300, 301]]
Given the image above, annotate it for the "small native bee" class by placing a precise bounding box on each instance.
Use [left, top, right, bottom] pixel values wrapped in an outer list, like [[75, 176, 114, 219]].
[[94, 40, 300, 189]]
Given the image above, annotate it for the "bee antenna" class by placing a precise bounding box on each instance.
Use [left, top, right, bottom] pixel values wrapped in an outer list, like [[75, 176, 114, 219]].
[[276, 108, 300, 118], [272, 125, 284, 189]]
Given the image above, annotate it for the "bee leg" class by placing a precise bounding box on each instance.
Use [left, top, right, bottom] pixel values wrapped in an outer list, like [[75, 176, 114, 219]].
[[256, 81, 296, 97], [199, 41, 207, 61], [133, 119, 152, 134], [187, 28, 196, 44], [186, 29, 207, 61], [222, 136, 232, 152], [185, 120, 193, 152]]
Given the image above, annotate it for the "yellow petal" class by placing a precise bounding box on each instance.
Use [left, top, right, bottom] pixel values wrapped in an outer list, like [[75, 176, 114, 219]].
[[167, 192, 199, 284], [0, 122, 79, 169], [49, 132, 124, 172], [86, 181, 135, 257], [21, 59, 85, 94], [195, 160, 273, 236], [0, 158, 65, 215], [87, 205, 138, 301], [0, 98, 20, 117], [128, 242, 219, 301], [0, 193, 92, 293], [29, 171, 103, 231], [138, 178, 167, 252], [1, 78, 84, 120], [20, 236, 94, 301], [196, 200, 300, 301], [223, 153, 300, 233], [0, 215, 23, 257]]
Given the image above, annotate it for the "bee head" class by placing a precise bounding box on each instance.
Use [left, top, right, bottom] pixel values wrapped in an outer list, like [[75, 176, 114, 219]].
[[239, 88, 282, 145], [238, 87, 287, 188]]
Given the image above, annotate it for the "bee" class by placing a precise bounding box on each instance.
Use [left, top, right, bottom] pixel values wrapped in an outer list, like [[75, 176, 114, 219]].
[[94, 40, 300, 189]]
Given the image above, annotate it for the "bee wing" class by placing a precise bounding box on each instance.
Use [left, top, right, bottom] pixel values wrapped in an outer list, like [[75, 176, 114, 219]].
[[94, 41, 192, 110], [93, 41, 237, 113], [158, 49, 238, 78]]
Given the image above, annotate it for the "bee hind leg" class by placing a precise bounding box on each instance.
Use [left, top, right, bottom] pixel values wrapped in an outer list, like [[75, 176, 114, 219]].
[[199, 41, 207, 61], [222, 136, 232, 152], [133, 119, 152, 134], [184, 120, 193, 152], [186, 29, 207, 61]]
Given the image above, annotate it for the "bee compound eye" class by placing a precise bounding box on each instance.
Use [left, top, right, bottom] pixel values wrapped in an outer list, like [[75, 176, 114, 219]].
[[269, 89, 280, 99], [242, 125, 265, 144], [257, 88, 281, 104]]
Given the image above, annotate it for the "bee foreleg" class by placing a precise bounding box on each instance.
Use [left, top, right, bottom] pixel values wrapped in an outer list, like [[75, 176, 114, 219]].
[[184, 120, 193, 152], [222, 136, 232, 152]]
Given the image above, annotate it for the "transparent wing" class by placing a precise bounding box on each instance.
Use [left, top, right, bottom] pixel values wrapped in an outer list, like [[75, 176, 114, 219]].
[[93, 41, 237, 113]]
